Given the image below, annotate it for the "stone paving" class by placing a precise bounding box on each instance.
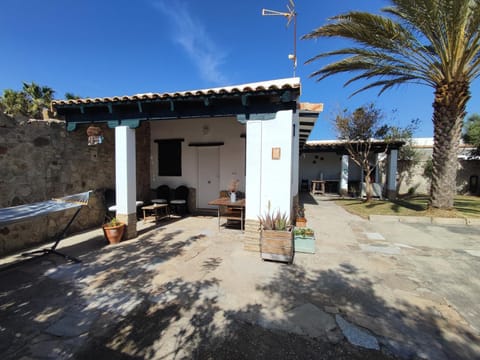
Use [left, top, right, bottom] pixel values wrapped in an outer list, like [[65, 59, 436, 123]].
[[0, 196, 479, 359]]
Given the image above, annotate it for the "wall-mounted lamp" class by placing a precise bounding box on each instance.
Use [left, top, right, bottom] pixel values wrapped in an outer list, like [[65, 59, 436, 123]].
[[202, 125, 210, 136]]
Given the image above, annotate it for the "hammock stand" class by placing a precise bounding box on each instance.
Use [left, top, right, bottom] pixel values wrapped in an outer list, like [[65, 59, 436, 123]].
[[0, 191, 92, 264]]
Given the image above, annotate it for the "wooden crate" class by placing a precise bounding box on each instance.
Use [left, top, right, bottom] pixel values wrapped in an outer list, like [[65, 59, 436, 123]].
[[261, 229, 293, 263]]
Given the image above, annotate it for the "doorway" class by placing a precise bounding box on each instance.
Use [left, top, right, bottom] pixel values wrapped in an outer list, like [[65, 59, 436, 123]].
[[197, 147, 220, 209]]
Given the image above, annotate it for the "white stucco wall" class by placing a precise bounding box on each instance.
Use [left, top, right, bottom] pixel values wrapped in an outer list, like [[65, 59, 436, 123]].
[[300, 152, 364, 183], [246, 110, 294, 221], [292, 111, 300, 199], [149, 117, 246, 205]]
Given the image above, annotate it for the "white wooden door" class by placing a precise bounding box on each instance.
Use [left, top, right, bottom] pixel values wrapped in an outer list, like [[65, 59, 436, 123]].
[[198, 147, 220, 209]]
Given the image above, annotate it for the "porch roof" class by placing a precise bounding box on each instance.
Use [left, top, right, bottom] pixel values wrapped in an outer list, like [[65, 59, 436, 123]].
[[51, 78, 301, 131], [304, 139, 405, 154], [298, 102, 323, 148]]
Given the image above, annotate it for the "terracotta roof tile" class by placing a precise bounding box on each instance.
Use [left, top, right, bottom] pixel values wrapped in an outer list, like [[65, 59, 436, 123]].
[[52, 77, 300, 107]]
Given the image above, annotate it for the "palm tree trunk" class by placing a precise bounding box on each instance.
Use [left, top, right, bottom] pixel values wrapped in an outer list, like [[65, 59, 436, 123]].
[[430, 80, 470, 209]]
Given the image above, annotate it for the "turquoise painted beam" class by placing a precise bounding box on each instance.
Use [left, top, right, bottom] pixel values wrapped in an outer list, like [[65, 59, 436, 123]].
[[241, 94, 249, 107], [107, 119, 141, 129], [236, 113, 276, 123]]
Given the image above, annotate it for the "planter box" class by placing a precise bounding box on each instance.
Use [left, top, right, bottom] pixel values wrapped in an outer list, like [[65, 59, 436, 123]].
[[261, 229, 294, 263], [294, 235, 315, 254]]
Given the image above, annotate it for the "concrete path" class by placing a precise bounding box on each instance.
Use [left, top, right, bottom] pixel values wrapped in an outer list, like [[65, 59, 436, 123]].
[[0, 196, 479, 359]]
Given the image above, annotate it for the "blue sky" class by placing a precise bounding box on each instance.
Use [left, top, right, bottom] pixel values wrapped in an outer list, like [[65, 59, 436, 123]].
[[1, 0, 479, 140]]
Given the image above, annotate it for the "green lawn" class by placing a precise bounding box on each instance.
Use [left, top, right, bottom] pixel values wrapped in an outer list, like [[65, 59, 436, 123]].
[[334, 195, 480, 219]]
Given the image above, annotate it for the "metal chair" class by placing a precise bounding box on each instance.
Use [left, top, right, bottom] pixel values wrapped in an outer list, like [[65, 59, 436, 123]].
[[152, 185, 171, 205], [170, 186, 189, 216]]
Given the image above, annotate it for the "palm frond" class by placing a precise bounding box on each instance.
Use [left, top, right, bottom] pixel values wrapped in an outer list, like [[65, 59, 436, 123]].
[[303, 0, 480, 97]]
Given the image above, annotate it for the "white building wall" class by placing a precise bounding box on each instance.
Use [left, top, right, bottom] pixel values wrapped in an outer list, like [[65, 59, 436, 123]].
[[300, 153, 371, 183], [292, 111, 300, 198], [300, 153, 343, 181], [150, 117, 246, 199], [246, 110, 294, 220]]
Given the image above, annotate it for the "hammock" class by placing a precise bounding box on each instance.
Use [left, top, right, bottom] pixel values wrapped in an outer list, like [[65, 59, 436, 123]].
[[0, 191, 92, 263]]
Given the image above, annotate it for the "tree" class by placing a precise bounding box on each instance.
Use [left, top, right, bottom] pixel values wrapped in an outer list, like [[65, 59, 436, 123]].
[[463, 113, 480, 155], [0, 89, 29, 117], [302, 0, 480, 210], [22, 82, 55, 118], [387, 119, 421, 194], [335, 103, 398, 201], [0, 82, 55, 118], [65, 92, 81, 100]]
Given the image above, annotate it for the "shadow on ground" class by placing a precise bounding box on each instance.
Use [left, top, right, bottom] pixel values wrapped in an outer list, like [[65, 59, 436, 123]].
[[1, 225, 479, 359]]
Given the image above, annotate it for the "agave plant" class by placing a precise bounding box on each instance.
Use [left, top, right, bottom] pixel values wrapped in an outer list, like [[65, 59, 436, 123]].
[[258, 202, 291, 231]]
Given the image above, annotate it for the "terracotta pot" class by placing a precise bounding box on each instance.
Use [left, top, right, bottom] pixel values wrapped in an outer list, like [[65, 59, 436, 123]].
[[103, 223, 125, 244], [295, 218, 307, 227]]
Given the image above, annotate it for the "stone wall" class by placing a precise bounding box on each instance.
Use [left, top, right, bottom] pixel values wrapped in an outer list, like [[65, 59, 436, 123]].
[[397, 147, 480, 196], [0, 113, 151, 256]]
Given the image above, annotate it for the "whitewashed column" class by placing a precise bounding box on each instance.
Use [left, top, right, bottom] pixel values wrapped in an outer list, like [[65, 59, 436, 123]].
[[245, 120, 262, 220], [340, 154, 349, 196], [387, 149, 398, 200], [115, 126, 137, 239]]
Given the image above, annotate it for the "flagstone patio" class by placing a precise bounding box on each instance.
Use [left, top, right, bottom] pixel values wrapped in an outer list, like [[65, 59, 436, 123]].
[[0, 197, 479, 359]]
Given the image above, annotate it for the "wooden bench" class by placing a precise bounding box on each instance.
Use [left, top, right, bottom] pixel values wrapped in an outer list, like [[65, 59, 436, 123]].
[[142, 204, 169, 223]]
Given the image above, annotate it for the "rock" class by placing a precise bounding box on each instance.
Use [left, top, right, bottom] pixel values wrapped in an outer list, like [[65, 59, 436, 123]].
[[335, 314, 379, 350], [288, 303, 336, 338]]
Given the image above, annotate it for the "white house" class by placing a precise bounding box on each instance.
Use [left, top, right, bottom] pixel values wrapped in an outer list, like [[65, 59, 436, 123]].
[[301, 137, 480, 198], [52, 78, 320, 251], [301, 139, 404, 199]]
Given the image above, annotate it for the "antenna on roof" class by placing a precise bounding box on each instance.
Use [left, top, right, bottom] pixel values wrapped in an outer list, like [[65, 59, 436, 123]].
[[262, 0, 297, 77]]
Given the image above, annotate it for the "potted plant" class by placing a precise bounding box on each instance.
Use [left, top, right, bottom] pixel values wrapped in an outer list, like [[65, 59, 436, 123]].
[[102, 217, 125, 244], [295, 206, 307, 227], [293, 227, 315, 254], [258, 203, 293, 263]]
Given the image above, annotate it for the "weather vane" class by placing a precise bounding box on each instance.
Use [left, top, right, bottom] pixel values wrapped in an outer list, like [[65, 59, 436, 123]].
[[262, 0, 297, 77]]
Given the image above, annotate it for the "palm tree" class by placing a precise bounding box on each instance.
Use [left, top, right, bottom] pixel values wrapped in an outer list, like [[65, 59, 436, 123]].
[[0, 89, 29, 117], [22, 82, 55, 118], [302, 0, 480, 209]]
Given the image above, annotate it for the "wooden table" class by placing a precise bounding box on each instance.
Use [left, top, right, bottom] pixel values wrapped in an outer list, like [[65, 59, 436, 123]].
[[141, 203, 169, 223], [208, 197, 246, 231], [311, 180, 325, 195]]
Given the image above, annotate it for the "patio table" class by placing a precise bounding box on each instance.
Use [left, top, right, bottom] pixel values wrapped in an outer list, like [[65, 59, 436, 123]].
[[142, 203, 169, 223], [208, 197, 245, 231]]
